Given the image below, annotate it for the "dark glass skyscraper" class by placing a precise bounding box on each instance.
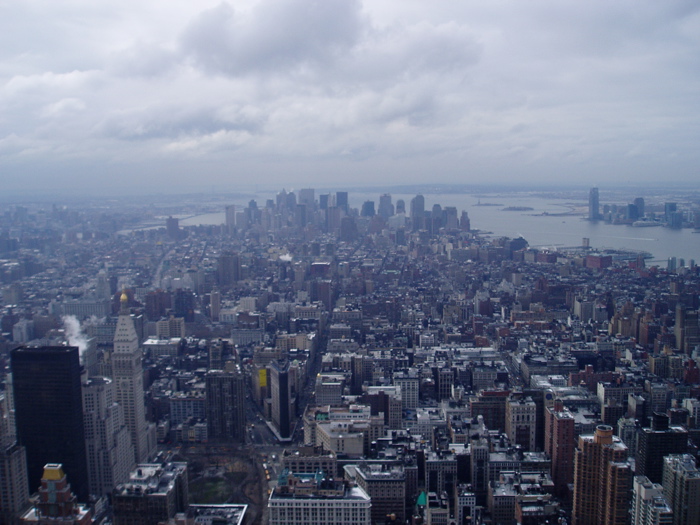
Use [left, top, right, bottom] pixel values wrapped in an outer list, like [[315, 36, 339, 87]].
[[205, 369, 246, 443], [636, 412, 688, 484], [335, 191, 348, 213], [270, 360, 293, 439], [10, 346, 89, 501]]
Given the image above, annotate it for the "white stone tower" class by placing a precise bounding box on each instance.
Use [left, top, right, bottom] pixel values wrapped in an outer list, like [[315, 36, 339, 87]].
[[113, 291, 156, 463]]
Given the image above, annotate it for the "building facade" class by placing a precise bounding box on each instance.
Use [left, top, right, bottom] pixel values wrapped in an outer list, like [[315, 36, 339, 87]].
[[572, 424, 631, 525], [11, 346, 90, 501], [268, 472, 371, 525], [113, 292, 156, 464], [82, 376, 134, 497], [637, 413, 688, 484], [632, 476, 673, 525], [662, 454, 700, 525], [112, 463, 188, 525], [205, 369, 246, 443]]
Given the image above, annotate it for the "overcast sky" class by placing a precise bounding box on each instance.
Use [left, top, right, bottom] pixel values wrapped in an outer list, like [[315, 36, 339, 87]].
[[1, 0, 699, 196]]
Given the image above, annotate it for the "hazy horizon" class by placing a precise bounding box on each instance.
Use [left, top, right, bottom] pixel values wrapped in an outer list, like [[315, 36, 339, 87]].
[[2, 1, 699, 195]]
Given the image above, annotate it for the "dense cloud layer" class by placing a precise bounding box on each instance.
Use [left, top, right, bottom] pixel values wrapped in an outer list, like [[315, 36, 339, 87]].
[[1, 0, 699, 194]]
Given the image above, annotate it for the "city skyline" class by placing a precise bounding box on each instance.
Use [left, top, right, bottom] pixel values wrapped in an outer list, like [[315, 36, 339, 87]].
[[0, 179, 700, 523], [1, 1, 700, 196]]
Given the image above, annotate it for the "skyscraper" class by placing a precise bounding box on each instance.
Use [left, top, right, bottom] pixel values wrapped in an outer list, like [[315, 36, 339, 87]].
[[113, 292, 156, 464], [205, 369, 246, 443], [544, 401, 575, 497], [217, 252, 240, 288], [0, 391, 28, 525], [335, 191, 348, 213], [378, 193, 394, 219], [636, 413, 688, 484], [82, 376, 134, 497], [270, 360, 294, 440], [210, 288, 221, 322], [572, 424, 631, 525], [588, 187, 601, 221], [10, 346, 90, 501], [225, 205, 236, 235], [410, 194, 425, 231], [298, 188, 315, 207], [165, 216, 180, 240], [662, 454, 700, 525], [632, 476, 673, 525]]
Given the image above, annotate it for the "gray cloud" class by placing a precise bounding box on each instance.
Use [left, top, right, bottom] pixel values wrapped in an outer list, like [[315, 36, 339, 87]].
[[99, 105, 265, 141], [181, 0, 364, 76], [1, 0, 700, 193]]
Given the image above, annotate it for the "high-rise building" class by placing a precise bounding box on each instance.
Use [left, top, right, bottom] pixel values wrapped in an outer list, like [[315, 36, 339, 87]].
[[378, 194, 394, 219], [674, 304, 700, 354], [113, 292, 156, 464], [395, 199, 405, 214], [339, 217, 358, 242], [636, 413, 688, 484], [295, 203, 308, 227], [572, 424, 631, 525], [216, 252, 240, 288], [410, 194, 425, 231], [544, 401, 575, 497], [165, 216, 180, 240], [0, 391, 28, 525], [664, 202, 677, 223], [11, 346, 90, 501], [0, 443, 28, 525], [205, 369, 246, 443], [588, 187, 601, 221], [505, 396, 537, 451], [662, 454, 700, 525], [632, 476, 673, 525], [335, 191, 348, 213], [360, 201, 375, 217], [393, 370, 419, 410], [224, 205, 236, 235], [209, 288, 221, 322], [172, 289, 195, 322], [270, 361, 295, 440], [298, 188, 315, 207], [82, 376, 134, 497], [319, 193, 330, 210], [352, 464, 406, 525]]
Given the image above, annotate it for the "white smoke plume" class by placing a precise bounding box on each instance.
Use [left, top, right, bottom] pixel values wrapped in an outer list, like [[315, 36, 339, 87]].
[[62, 315, 88, 360]]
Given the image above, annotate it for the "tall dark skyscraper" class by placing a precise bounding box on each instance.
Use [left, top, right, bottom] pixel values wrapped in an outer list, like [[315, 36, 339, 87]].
[[270, 361, 294, 439], [636, 412, 688, 484], [205, 369, 246, 443], [588, 187, 601, 221], [335, 191, 348, 213], [10, 346, 89, 501]]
